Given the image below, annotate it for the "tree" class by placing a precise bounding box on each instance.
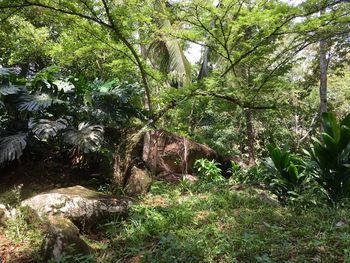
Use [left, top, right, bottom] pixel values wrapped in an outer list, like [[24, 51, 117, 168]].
[[0, 0, 154, 113], [297, 0, 350, 118], [167, 0, 309, 162]]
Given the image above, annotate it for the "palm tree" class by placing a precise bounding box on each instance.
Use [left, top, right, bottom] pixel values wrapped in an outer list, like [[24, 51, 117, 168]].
[[147, 0, 192, 88]]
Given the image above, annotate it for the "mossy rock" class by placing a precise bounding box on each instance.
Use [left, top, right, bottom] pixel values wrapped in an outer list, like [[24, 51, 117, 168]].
[[125, 166, 153, 196], [42, 216, 91, 261], [21, 185, 130, 230]]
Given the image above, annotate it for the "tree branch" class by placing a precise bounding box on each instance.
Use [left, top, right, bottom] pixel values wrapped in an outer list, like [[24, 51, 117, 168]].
[[194, 91, 277, 110]]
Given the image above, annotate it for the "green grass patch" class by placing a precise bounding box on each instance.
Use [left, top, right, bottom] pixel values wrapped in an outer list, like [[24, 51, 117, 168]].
[[0, 206, 45, 262], [97, 181, 350, 263]]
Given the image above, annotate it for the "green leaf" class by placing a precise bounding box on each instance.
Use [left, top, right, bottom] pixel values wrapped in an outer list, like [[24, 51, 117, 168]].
[[29, 118, 68, 141], [63, 122, 104, 153], [18, 94, 65, 111], [0, 133, 27, 164]]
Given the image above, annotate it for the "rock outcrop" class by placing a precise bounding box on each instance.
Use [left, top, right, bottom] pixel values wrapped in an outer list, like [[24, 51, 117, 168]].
[[142, 130, 227, 176], [0, 204, 11, 224], [42, 216, 91, 261], [125, 166, 153, 196], [21, 185, 130, 228], [21, 185, 131, 261]]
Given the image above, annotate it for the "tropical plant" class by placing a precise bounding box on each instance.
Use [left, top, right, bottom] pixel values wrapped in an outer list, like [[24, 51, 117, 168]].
[[63, 122, 104, 154], [0, 67, 142, 166], [29, 118, 68, 141], [194, 158, 224, 183], [0, 133, 27, 164], [307, 112, 350, 204], [147, 0, 191, 88], [264, 144, 307, 202]]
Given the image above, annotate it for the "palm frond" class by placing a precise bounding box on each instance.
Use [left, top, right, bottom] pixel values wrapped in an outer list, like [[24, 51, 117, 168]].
[[166, 38, 192, 87], [148, 40, 170, 73], [0, 84, 24, 95], [18, 94, 65, 111], [29, 118, 68, 141], [0, 133, 27, 164], [0, 68, 16, 77], [63, 122, 104, 153], [149, 0, 191, 87]]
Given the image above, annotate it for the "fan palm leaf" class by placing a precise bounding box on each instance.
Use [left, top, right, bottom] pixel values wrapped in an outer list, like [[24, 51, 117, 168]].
[[0, 84, 23, 95]]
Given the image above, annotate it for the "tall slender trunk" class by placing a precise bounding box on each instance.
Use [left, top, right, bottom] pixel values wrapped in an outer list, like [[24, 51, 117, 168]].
[[140, 43, 151, 112], [319, 8, 328, 117], [245, 109, 255, 165], [198, 47, 209, 80]]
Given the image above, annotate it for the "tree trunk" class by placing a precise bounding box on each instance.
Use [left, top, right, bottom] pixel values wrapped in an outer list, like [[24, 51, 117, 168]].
[[245, 109, 255, 165], [198, 47, 209, 80], [319, 8, 328, 116], [140, 43, 151, 112]]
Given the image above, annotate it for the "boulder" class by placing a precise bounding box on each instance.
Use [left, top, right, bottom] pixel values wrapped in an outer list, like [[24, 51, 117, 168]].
[[20, 185, 131, 261], [125, 166, 153, 196], [21, 185, 130, 229], [143, 130, 221, 176], [0, 204, 11, 224], [42, 216, 91, 261], [158, 172, 198, 184], [182, 174, 199, 183]]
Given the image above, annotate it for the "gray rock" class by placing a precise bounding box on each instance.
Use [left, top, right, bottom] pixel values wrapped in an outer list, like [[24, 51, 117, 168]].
[[21, 185, 130, 228], [21, 185, 131, 260], [42, 216, 91, 261], [0, 204, 11, 224], [125, 166, 153, 196], [182, 174, 198, 183]]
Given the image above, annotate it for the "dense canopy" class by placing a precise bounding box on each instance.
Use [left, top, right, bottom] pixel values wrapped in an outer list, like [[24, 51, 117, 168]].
[[0, 0, 350, 262]]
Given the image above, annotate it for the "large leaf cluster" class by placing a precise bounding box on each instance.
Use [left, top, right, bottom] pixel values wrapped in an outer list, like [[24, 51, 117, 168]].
[[0, 67, 142, 166], [308, 112, 350, 203], [264, 144, 307, 202]]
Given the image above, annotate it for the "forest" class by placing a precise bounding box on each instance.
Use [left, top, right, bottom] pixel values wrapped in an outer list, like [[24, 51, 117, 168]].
[[0, 0, 350, 262]]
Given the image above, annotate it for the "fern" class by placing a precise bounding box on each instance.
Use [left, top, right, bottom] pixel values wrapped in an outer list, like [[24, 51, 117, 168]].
[[63, 122, 104, 153], [0, 133, 27, 164], [18, 94, 65, 111], [29, 118, 68, 141]]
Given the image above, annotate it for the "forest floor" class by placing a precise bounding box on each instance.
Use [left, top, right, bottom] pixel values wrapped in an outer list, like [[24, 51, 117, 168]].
[[1, 170, 350, 262]]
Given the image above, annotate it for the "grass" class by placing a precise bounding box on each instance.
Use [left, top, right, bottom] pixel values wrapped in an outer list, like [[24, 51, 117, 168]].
[[0, 207, 45, 262], [1, 176, 350, 262], [95, 180, 350, 263]]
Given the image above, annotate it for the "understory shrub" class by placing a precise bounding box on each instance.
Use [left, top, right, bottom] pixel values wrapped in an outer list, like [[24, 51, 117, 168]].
[[0, 67, 143, 167], [264, 144, 308, 204], [264, 111, 350, 206], [194, 158, 224, 183], [307, 112, 350, 204], [229, 163, 265, 185]]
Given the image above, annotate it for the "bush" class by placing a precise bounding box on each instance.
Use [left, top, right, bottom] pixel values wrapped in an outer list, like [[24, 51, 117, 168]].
[[229, 163, 266, 185], [194, 159, 224, 183], [264, 144, 307, 203], [0, 67, 143, 167], [307, 112, 350, 204]]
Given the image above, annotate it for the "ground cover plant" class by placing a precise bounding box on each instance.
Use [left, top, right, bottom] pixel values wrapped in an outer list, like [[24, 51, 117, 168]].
[[82, 181, 350, 262]]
